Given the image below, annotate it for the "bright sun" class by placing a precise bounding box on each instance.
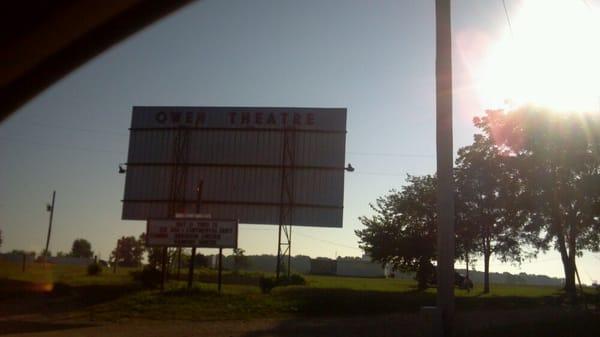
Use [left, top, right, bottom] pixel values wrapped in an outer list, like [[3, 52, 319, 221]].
[[477, 0, 600, 113]]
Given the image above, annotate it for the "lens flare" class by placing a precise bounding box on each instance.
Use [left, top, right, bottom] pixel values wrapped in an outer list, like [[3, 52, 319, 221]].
[[477, 0, 600, 113]]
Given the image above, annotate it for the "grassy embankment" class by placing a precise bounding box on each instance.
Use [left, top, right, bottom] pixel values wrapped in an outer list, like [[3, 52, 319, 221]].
[[0, 259, 596, 324]]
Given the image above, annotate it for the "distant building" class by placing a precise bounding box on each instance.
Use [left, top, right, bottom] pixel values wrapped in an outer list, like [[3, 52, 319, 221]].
[[310, 258, 337, 275], [309, 256, 385, 278], [336, 256, 385, 278], [0, 252, 35, 264]]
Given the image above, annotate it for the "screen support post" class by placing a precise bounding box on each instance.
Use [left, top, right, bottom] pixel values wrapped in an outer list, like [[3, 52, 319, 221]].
[[276, 127, 296, 279], [187, 181, 203, 289], [160, 247, 167, 291], [218, 247, 223, 293]]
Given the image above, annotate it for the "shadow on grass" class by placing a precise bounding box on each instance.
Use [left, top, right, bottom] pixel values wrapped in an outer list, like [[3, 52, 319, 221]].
[[2, 276, 575, 324], [274, 287, 436, 316], [275, 286, 569, 317], [0, 320, 95, 335], [0, 278, 143, 317], [170, 271, 262, 287], [239, 308, 599, 337], [456, 294, 562, 311], [162, 286, 221, 298], [241, 313, 420, 337], [472, 311, 600, 337], [70, 283, 143, 306], [114, 286, 436, 322], [0, 279, 45, 300], [159, 285, 567, 318]]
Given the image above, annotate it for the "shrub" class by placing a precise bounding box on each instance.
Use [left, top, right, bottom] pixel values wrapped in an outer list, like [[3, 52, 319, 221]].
[[259, 276, 277, 294], [288, 274, 307, 285], [258, 274, 306, 294], [131, 266, 162, 288], [277, 274, 307, 286], [87, 262, 102, 276], [51, 282, 72, 296]]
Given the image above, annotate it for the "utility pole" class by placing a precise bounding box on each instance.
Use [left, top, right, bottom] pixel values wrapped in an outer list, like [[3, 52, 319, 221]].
[[113, 244, 118, 274], [44, 191, 56, 258], [435, 1, 455, 336]]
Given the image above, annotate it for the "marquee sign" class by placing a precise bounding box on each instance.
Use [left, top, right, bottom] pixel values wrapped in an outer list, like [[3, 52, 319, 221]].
[[146, 218, 238, 248]]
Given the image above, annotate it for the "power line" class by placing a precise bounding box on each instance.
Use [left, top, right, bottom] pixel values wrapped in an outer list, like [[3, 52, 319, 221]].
[[294, 232, 363, 251], [7, 121, 436, 160], [240, 226, 362, 251], [581, 0, 593, 10], [0, 136, 126, 156], [0, 136, 420, 177], [240, 227, 273, 231], [578, 263, 595, 284], [347, 151, 433, 158], [13, 119, 128, 137], [520, 256, 563, 264], [8, 119, 436, 160], [501, 0, 514, 37], [352, 171, 408, 177]]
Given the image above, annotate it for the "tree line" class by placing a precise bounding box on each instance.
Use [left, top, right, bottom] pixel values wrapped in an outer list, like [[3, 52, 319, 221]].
[[3, 238, 95, 260], [356, 107, 600, 300], [109, 233, 250, 272]]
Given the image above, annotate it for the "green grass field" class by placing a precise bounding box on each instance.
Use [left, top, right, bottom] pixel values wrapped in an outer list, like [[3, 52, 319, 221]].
[[1, 259, 597, 329], [0, 259, 134, 286]]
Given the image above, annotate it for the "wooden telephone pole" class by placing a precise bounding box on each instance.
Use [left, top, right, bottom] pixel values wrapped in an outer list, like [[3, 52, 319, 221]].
[[44, 191, 56, 257], [435, 0, 455, 336]]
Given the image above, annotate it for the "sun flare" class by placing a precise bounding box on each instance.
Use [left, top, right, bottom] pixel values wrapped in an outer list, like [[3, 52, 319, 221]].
[[477, 0, 600, 113]]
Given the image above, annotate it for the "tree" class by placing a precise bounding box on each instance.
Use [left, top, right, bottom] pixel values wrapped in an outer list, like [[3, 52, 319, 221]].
[[146, 247, 163, 268], [356, 175, 437, 290], [139, 233, 178, 271], [69, 238, 93, 258], [40, 249, 52, 258], [139, 232, 165, 269], [454, 189, 478, 280], [110, 236, 144, 267], [232, 248, 250, 272], [194, 252, 210, 268], [477, 107, 600, 300], [455, 132, 528, 293], [165, 248, 180, 272]]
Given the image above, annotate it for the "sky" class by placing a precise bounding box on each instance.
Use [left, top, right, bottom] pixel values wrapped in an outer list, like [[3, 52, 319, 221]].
[[1, 0, 599, 284]]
